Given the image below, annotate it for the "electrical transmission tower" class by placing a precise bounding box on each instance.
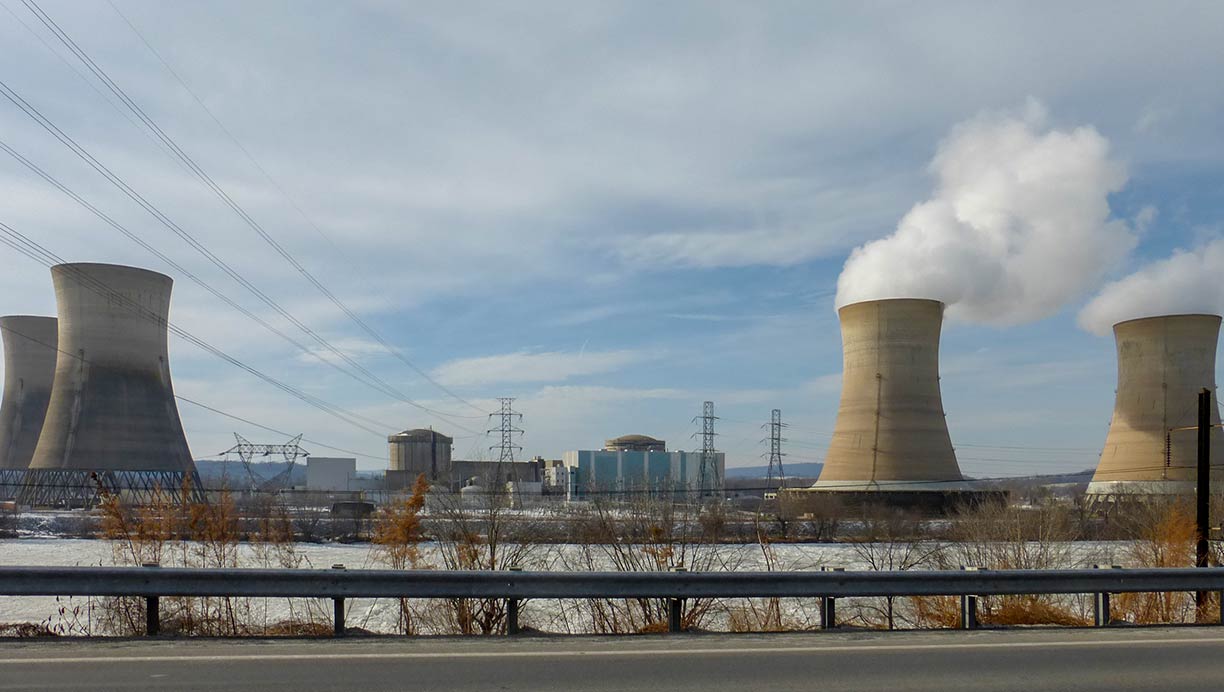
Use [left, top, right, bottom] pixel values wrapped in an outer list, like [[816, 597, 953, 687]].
[[763, 408, 787, 490], [692, 400, 719, 497], [219, 433, 309, 492], [487, 397, 523, 463]]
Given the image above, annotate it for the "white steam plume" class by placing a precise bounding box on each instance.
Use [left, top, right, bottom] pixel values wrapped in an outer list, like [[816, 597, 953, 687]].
[[1078, 239, 1224, 335], [835, 101, 1135, 325]]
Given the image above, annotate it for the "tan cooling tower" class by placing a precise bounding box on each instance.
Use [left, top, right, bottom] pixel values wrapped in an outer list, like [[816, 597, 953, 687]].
[[23, 263, 199, 506], [813, 298, 966, 491], [1088, 314, 1223, 495], [0, 316, 58, 470]]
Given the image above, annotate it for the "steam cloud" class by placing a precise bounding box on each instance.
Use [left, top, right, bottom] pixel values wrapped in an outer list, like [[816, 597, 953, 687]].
[[1078, 239, 1224, 335], [835, 102, 1135, 325]]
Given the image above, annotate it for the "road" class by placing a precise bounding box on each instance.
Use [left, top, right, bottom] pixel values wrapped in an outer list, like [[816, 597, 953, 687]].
[[1, 628, 1222, 691]]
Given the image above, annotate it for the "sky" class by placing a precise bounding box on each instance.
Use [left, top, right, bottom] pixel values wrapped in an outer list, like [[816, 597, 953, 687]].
[[1, 1, 1223, 477]]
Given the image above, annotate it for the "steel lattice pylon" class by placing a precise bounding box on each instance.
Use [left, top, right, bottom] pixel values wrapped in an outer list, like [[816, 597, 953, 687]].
[[764, 408, 787, 490], [692, 400, 720, 497], [218, 433, 309, 491], [487, 398, 523, 463]]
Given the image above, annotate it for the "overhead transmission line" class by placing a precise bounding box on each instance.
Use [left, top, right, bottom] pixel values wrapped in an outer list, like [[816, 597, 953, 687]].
[[0, 82, 483, 435], [18, 0, 486, 417], [0, 221, 399, 439]]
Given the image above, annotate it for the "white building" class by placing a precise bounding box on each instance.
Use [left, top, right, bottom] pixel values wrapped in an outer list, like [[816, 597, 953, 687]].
[[306, 457, 356, 491], [561, 448, 724, 500]]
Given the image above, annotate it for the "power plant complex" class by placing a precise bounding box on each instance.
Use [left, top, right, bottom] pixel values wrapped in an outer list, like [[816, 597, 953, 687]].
[[0, 259, 1220, 511]]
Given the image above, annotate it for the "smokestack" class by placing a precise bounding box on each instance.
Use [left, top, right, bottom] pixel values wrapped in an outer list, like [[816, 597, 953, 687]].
[[24, 263, 197, 505], [0, 316, 58, 470], [814, 298, 966, 491], [1088, 314, 1223, 495]]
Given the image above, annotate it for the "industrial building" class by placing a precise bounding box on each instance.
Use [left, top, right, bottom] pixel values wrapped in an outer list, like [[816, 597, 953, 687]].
[[562, 435, 724, 500], [306, 457, 356, 491], [1088, 314, 1224, 496], [386, 427, 543, 492], [808, 299, 976, 505], [21, 263, 202, 506]]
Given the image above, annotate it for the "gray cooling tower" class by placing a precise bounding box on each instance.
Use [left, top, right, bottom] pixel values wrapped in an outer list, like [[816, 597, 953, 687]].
[[0, 316, 58, 470], [28, 263, 194, 474], [1088, 314, 1223, 496], [813, 298, 967, 491]]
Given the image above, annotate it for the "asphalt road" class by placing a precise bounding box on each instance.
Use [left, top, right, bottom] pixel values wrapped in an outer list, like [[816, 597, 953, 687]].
[[2, 628, 1223, 691]]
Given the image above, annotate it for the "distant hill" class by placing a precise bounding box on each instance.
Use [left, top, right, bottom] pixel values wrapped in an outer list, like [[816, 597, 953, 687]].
[[194, 459, 307, 487], [725, 462, 823, 479]]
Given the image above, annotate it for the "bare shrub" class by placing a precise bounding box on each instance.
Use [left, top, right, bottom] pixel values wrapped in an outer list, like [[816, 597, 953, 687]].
[[848, 508, 943, 629], [372, 474, 430, 634], [935, 501, 1088, 627], [431, 474, 546, 635], [1114, 498, 1198, 624], [557, 494, 737, 633]]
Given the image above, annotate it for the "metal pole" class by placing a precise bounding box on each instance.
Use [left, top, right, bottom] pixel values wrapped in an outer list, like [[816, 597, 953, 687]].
[[145, 596, 159, 636], [142, 563, 159, 636], [668, 566, 686, 633], [1198, 388, 1212, 620], [332, 563, 346, 637], [959, 566, 978, 630], [821, 566, 842, 629], [507, 566, 521, 635], [1093, 565, 1119, 626]]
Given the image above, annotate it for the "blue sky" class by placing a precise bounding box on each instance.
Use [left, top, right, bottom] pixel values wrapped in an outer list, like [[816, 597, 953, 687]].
[[1, 1, 1222, 475]]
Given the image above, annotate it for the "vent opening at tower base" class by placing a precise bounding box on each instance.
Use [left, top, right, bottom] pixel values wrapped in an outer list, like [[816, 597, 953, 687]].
[[786, 487, 1009, 514]]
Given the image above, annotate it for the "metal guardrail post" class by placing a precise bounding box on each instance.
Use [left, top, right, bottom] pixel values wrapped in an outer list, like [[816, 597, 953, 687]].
[[1093, 565, 1120, 627], [332, 564, 346, 637], [821, 566, 843, 629], [507, 566, 522, 635], [959, 567, 979, 630], [668, 566, 686, 633], [142, 563, 159, 636]]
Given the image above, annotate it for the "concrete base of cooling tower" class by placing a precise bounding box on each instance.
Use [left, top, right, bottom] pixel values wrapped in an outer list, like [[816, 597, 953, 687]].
[[790, 482, 1009, 514], [1084, 479, 1217, 498]]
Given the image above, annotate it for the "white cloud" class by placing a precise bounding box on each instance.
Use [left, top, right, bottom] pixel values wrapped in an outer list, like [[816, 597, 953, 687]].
[[1078, 238, 1224, 335], [431, 350, 655, 387]]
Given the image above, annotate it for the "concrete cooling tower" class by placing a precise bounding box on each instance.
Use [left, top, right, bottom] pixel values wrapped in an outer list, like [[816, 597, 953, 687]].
[[21, 263, 201, 506], [1088, 314, 1223, 496], [0, 316, 57, 501], [812, 298, 969, 495], [0, 316, 58, 470]]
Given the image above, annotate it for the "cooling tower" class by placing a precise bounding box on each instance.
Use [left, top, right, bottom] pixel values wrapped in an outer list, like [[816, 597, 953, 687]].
[[813, 298, 967, 491], [0, 316, 58, 470], [23, 263, 199, 506], [1087, 314, 1223, 496]]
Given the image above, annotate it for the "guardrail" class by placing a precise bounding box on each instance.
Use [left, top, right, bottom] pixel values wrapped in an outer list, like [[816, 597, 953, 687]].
[[3, 565, 1224, 636]]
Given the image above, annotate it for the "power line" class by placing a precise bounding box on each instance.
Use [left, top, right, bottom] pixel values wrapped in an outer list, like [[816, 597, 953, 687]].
[[0, 222, 398, 439], [19, 0, 486, 416], [0, 85, 482, 433]]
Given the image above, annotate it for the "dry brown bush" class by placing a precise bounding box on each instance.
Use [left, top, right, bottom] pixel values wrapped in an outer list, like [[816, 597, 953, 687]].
[[371, 474, 431, 634], [1114, 499, 1199, 624], [932, 501, 1088, 628]]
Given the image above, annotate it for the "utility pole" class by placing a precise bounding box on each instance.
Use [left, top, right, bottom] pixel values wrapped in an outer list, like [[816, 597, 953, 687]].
[[764, 408, 787, 491], [692, 401, 719, 498], [488, 397, 523, 464], [1196, 388, 1212, 618]]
